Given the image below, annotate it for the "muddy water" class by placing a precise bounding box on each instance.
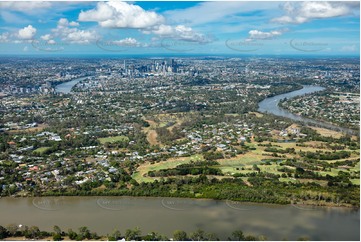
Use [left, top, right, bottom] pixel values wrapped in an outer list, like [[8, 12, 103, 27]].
[[0, 196, 359, 240]]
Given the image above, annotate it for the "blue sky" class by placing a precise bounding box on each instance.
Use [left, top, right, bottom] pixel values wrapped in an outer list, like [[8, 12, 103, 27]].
[[0, 1, 359, 56]]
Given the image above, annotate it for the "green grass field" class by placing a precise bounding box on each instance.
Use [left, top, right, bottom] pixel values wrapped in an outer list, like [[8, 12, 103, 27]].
[[33, 147, 51, 154], [132, 138, 360, 186], [350, 179, 360, 185], [98, 135, 129, 144], [132, 154, 203, 183]]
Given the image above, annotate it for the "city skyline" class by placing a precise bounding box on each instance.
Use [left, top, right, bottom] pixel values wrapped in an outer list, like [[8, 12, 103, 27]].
[[0, 1, 359, 56]]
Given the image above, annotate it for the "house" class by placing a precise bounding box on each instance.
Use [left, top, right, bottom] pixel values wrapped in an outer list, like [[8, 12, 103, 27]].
[[50, 135, 62, 141], [29, 166, 39, 171]]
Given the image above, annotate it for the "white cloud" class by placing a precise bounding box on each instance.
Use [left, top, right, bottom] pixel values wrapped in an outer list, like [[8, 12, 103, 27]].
[[340, 44, 357, 52], [44, 18, 99, 44], [2, 20, 92, 45], [78, 1, 164, 28], [62, 29, 97, 44], [111, 38, 141, 47], [78, 1, 212, 44], [0, 32, 10, 43], [173, 25, 211, 43], [248, 29, 286, 40], [58, 18, 70, 27], [41, 34, 52, 41], [0, 2, 52, 13], [145, 24, 212, 43], [48, 39, 56, 45], [40, 34, 56, 44], [69, 21, 80, 27], [149, 24, 174, 36], [34, 18, 98, 45], [23, 46, 28, 52], [18, 25, 36, 40], [272, 2, 358, 24], [1, 25, 38, 43], [58, 18, 79, 27]]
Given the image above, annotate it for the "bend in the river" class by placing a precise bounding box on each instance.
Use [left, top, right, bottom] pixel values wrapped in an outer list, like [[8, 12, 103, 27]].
[[55, 76, 91, 94], [258, 86, 356, 135]]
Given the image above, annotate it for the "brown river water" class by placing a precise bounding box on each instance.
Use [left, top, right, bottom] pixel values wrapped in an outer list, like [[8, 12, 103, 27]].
[[0, 196, 359, 240]]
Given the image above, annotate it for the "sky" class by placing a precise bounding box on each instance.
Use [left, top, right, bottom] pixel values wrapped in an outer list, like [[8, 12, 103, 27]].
[[0, 1, 359, 56]]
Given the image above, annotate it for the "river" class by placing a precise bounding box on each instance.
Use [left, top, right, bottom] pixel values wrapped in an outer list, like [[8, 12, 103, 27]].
[[55, 76, 90, 94], [258, 85, 356, 134], [0, 197, 359, 240]]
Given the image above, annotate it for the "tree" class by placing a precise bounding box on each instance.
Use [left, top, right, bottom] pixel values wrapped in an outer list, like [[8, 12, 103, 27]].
[[109, 229, 121, 240], [231, 230, 245, 241], [53, 225, 62, 235], [67, 229, 77, 240], [108, 235, 117, 241], [6, 224, 18, 237], [205, 232, 219, 241], [78, 226, 91, 240], [190, 229, 206, 241], [125, 227, 141, 241], [0, 225, 7, 239], [142, 231, 166, 241], [252, 164, 260, 172], [244, 235, 257, 241], [25, 226, 40, 239], [90, 232, 99, 240], [53, 233, 62, 241], [52, 225, 62, 241], [258, 235, 267, 241], [173, 230, 188, 241]]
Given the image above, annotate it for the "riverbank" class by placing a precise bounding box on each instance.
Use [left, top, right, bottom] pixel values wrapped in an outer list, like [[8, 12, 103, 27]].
[[279, 102, 360, 133], [257, 85, 357, 135], [0, 225, 266, 241]]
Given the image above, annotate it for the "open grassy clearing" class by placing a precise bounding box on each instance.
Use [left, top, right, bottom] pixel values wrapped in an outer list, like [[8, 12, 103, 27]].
[[262, 141, 328, 152], [143, 119, 159, 146], [259, 164, 284, 175], [258, 141, 359, 157], [132, 154, 203, 183], [279, 177, 331, 187], [279, 177, 298, 183], [133, 133, 360, 186], [8, 123, 48, 134], [98, 135, 129, 144], [298, 178, 329, 186], [214, 149, 275, 175], [248, 112, 263, 117], [318, 168, 351, 177], [310, 126, 346, 139], [33, 147, 51, 154], [224, 113, 241, 117], [147, 130, 159, 146], [142, 113, 186, 146]]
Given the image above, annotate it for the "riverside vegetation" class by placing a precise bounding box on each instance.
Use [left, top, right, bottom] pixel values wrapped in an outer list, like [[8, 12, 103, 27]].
[[0, 224, 310, 241]]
